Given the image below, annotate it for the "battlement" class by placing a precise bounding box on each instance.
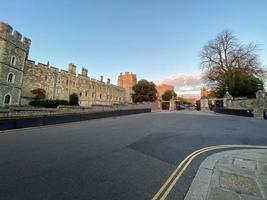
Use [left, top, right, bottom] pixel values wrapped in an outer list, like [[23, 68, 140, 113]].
[[119, 72, 136, 77], [0, 22, 31, 51], [25, 60, 59, 72]]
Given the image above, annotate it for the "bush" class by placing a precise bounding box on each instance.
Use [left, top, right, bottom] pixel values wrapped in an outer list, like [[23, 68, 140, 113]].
[[69, 93, 79, 105], [29, 100, 69, 108]]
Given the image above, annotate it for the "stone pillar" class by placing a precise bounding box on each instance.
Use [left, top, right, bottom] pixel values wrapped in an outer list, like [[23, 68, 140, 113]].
[[254, 90, 266, 119], [157, 97, 162, 110], [223, 91, 233, 108], [200, 97, 209, 111], [169, 96, 175, 111]]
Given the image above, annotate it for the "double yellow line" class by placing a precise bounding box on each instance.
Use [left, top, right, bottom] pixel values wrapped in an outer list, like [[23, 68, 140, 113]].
[[151, 144, 267, 200]]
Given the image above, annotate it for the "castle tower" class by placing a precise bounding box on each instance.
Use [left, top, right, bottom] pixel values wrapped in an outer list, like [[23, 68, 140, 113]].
[[117, 72, 137, 103], [117, 72, 137, 89], [0, 22, 31, 105]]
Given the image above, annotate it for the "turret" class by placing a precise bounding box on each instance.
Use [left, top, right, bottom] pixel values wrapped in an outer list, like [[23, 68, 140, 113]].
[[0, 22, 13, 34], [0, 22, 31, 53], [68, 63, 76, 74], [81, 67, 88, 76], [0, 22, 31, 105]]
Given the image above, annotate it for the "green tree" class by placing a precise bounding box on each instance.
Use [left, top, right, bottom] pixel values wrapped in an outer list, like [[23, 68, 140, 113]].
[[162, 90, 177, 101], [200, 30, 265, 98], [215, 69, 263, 98], [69, 93, 79, 105], [132, 80, 157, 103]]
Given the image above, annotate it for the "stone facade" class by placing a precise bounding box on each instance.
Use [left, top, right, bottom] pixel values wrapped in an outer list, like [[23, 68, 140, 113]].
[[0, 22, 131, 106]]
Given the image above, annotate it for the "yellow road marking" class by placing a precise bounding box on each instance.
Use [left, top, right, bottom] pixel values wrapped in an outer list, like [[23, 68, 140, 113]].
[[152, 144, 267, 200]]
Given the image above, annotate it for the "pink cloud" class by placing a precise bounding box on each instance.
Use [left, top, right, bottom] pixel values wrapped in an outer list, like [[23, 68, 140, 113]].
[[156, 73, 202, 87], [156, 73, 203, 98]]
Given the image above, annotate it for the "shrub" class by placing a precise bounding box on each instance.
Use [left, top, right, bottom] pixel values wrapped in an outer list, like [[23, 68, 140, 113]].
[[31, 88, 46, 100], [69, 93, 79, 105], [29, 100, 69, 108]]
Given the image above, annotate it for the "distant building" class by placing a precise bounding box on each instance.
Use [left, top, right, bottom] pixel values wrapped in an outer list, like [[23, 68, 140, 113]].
[[117, 72, 137, 103], [156, 84, 174, 98]]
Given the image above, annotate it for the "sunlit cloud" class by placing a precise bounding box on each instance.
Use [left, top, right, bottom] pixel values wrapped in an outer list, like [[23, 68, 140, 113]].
[[156, 73, 203, 98]]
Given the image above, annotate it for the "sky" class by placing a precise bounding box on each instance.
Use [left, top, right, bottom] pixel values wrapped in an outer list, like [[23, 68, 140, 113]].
[[1, 0, 267, 98]]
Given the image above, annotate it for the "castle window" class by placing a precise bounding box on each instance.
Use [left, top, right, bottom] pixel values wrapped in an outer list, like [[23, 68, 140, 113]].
[[100, 94, 102, 99], [85, 91, 88, 96], [80, 92, 82, 96], [7, 73, 15, 83], [4, 94, 11, 105], [10, 56, 16, 66]]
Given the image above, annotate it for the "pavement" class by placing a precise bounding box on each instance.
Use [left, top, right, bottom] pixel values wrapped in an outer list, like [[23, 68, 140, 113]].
[[185, 149, 267, 200], [0, 111, 267, 200]]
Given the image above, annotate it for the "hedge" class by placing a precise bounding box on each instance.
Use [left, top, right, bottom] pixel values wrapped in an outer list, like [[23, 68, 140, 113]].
[[29, 100, 69, 108]]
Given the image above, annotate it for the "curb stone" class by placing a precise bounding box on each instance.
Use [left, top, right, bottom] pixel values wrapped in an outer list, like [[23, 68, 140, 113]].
[[184, 149, 267, 200]]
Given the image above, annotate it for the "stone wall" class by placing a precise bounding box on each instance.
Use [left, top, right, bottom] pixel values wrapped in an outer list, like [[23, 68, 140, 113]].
[[226, 98, 256, 110], [0, 103, 152, 118]]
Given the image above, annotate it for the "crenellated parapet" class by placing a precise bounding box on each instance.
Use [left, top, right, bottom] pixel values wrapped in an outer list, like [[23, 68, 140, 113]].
[[0, 22, 31, 52]]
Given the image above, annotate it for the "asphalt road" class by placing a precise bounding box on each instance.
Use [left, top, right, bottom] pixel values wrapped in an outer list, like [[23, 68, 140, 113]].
[[0, 111, 267, 200]]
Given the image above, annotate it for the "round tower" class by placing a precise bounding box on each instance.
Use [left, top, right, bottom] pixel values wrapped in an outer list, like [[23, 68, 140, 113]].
[[0, 22, 31, 105]]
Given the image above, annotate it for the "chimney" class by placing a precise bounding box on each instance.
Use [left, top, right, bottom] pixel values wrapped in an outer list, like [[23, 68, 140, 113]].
[[100, 75, 103, 82], [107, 78, 110, 84]]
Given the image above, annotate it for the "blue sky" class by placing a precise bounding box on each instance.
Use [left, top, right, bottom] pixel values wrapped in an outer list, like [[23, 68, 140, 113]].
[[1, 0, 267, 97]]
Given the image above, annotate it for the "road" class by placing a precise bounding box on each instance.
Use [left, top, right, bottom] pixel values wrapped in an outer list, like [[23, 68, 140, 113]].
[[0, 111, 267, 200]]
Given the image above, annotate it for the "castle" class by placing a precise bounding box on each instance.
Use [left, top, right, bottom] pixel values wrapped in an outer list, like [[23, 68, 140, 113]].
[[0, 22, 136, 106]]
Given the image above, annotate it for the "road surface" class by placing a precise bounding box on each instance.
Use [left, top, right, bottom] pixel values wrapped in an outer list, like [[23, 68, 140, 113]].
[[0, 111, 267, 200]]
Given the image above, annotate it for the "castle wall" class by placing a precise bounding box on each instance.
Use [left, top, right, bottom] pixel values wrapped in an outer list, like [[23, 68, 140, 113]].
[[21, 61, 127, 106]]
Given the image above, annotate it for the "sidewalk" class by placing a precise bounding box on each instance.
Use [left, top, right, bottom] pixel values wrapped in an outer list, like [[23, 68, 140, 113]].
[[185, 149, 267, 200]]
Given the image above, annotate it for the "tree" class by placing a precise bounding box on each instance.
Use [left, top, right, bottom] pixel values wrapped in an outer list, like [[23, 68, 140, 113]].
[[162, 90, 177, 101], [200, 30, 265, 98], [31, 88, 46, 100], [132, 80, 157, 103], [69, 93, 79, 105]]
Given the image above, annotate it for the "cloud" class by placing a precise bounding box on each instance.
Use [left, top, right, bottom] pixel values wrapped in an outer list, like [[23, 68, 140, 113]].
[[156, 73, 203, 98]]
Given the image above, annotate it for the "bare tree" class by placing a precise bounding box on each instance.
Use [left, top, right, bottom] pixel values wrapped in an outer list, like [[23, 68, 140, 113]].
[[200, 30, 265, 97]]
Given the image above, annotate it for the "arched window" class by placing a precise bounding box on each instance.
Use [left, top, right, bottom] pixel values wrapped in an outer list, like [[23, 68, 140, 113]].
[[10, 56, 16, 66], [4, 94, 11, 105], [7, 73, 15, 83]]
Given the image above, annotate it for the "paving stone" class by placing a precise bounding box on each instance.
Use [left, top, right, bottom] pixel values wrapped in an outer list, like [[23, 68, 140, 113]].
[[262, 165, 267, 172], [207, 187, 240, 200], [233, 158, 257, 170], [219, 172, 260, 196], [240, 194, 264, 200]]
